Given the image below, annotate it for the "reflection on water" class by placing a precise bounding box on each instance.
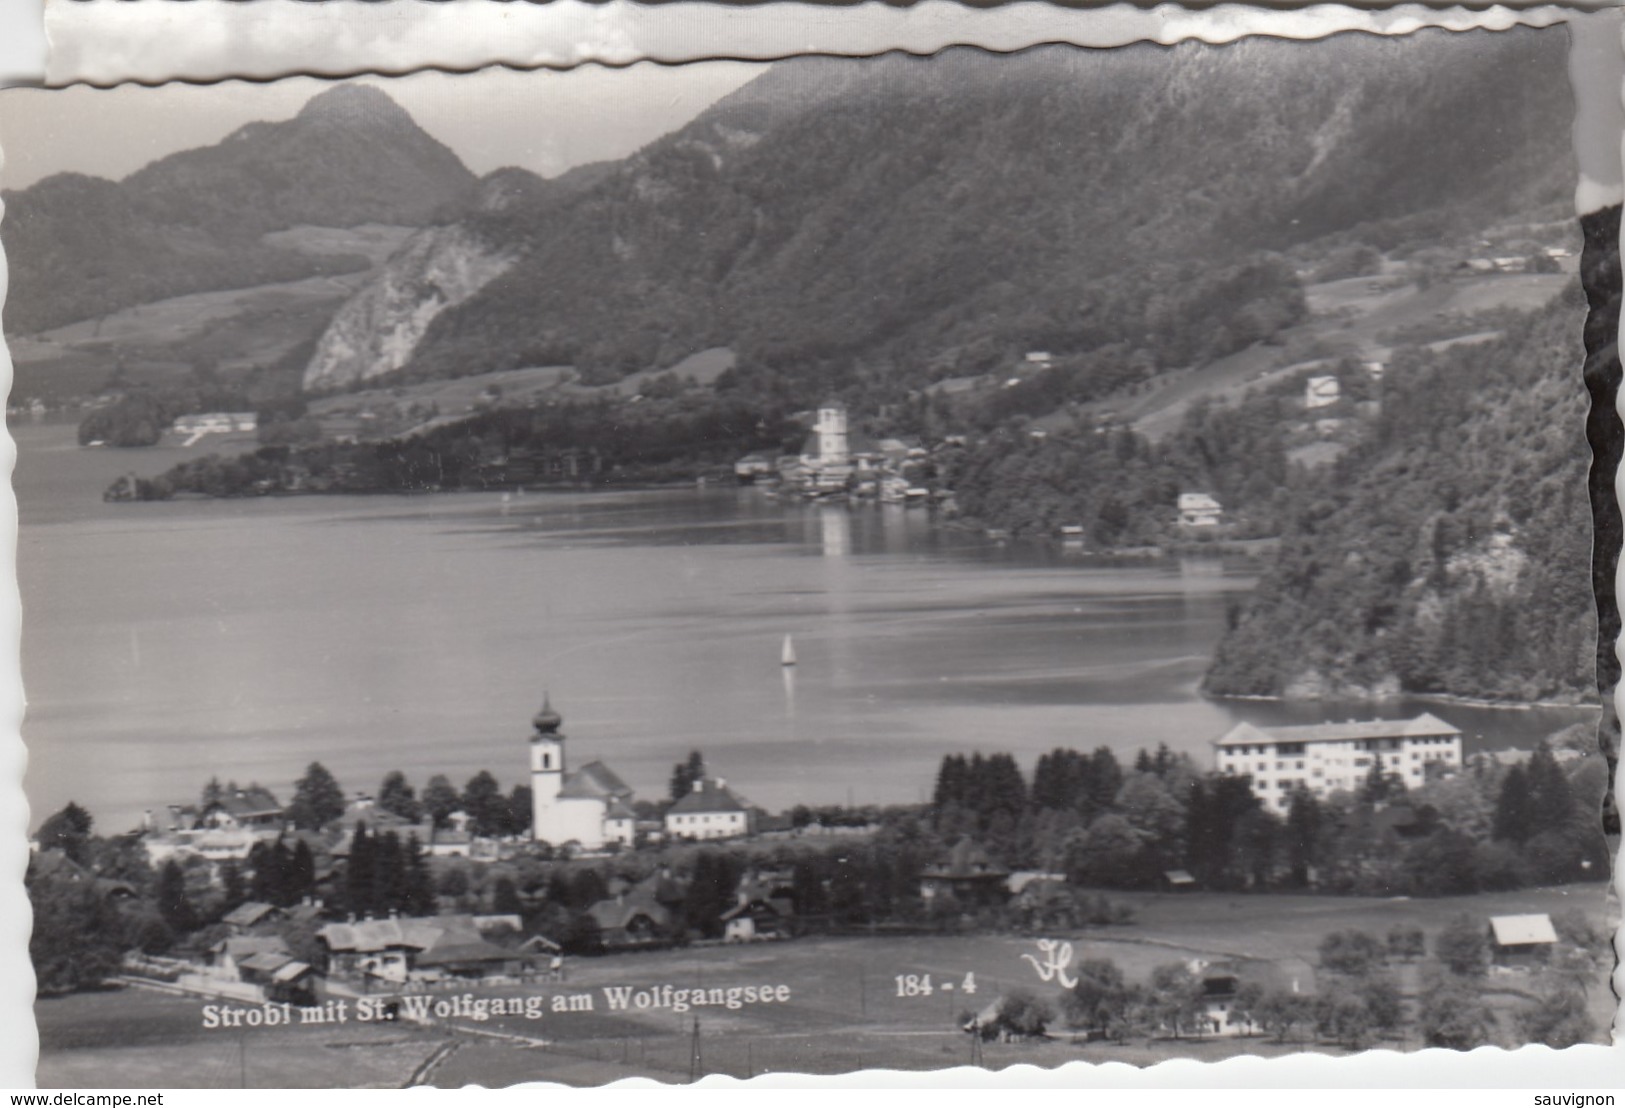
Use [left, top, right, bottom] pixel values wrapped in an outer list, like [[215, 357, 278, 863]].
[[13, 423, 1600, 831]]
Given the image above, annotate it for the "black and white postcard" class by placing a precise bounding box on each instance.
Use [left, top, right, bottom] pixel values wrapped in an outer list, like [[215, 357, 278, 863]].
[[2, 0, 1619, 1090]]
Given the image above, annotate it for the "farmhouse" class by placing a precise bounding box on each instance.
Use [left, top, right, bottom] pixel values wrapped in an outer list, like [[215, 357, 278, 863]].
[[920, 839, 1010, 909], [318, 913, 533, 985], [528, 697, 638, 851], [1213, 713, 1463, 809], [587, 892, 673, 950], [721, 868, 797, 941], [1489, 914, 1558, 967], [665, 778, 753, 841]]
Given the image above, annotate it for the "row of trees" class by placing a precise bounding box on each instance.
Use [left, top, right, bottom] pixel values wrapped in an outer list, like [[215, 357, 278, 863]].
[[929, 736, 1608, 895]]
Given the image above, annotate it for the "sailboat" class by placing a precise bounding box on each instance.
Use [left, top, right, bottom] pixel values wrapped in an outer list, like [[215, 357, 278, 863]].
[[781, 634, 797, 667]]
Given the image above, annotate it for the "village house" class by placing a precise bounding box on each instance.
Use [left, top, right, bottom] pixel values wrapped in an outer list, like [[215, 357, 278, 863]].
[[200, 786, 286, 832], [1489, 914, 1558, 968], [1195, 959, 1314, 1037], [28, 850, 136, 902], [1304, 376, 1341, 409], [1177, 492, 1223, 528], [528, 697, 638, 851], [586, 885, 675, 950], [919, 839, 1011, 909], [664, 778, 753, 841], [317, 914, 534, 986], [222, 900, 282, 935], [720, 868, 797, 942], [1214, 713, 1462, 809]]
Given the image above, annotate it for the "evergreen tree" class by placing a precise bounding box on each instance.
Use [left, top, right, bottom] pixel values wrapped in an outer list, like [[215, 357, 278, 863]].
[[1492, 765, 1534, 845], [287, 762, 346, 830], [670, 750, 707, 802], [346, 822, 377, 918], [156, 859, 200, 934], [373, 831, 404, 914], [220, 859, 247, 910], [377, 771, 421, 823], [1525, 747, 1575, 840], [403, 833, 436, 916], [289, 839, 316, 904], [1284, 787, 1321, 887], [201, 777, 225, 808], [422, 775, 461, 830]]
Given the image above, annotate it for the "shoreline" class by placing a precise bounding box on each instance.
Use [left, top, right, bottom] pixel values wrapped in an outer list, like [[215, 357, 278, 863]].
[[1205, 689, 1601, 714]]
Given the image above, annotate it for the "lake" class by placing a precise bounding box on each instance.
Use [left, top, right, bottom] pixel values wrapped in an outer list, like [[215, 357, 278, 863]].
[[12, 421, 1598, 832]]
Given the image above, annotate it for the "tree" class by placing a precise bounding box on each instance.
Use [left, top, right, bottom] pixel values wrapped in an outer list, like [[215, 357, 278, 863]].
[[492, 876, 524, 915], [287, 762, 346, 830], [1256, 988, 1314, 1044], [982, 989, 1054, 1040], [201, 777, 226, 808], [403, 834, 437, 916], [156, 859, 200, 934], [1314, 993, 1374, 1049], [462, 771, 506, 838], [422, 775, 461, 831], [1147, 962, 1207, 1038], [1061, 959, 1138, 1040], [36, 803, 94, 863], [289, 839, 316, 904], [1434, 913, 1490, 977], [1515, 979, 1594, 1048], [219, 860, 247, 911], [1386, 924, 1426, 962], [27, 871, 124, 994], [1418, 973, 1498, 1049], [506, 784, 533, 838], [1283, 788, 1321, 887], [1491, 765, 1534, 845], [670, 750, 706, 802], [346, 822, 377, 917], [377, 771, 421, 823], [1318, 929, 1385, 976]]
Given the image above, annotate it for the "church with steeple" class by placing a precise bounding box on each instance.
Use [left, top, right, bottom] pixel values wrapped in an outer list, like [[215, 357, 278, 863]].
[[527, 697, 636, 850]]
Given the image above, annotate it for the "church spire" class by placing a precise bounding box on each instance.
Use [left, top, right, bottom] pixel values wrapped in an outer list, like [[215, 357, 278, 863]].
[[533, 693, 563, 735]]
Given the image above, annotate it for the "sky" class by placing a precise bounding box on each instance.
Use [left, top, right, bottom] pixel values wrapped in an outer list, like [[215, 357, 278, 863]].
[[0, 61, 762, 190]]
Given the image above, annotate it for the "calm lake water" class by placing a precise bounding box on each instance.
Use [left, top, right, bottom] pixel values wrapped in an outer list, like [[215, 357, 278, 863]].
[[13, 421, 1598, 832]]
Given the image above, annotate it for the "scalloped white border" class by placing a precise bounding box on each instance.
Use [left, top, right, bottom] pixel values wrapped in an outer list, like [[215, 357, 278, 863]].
[[2, 0, 1621, 1094]]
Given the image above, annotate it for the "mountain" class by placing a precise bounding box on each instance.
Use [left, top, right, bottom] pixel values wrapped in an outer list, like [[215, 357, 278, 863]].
[[2, 85, 480, 334], [303, 26, 1576, 393]]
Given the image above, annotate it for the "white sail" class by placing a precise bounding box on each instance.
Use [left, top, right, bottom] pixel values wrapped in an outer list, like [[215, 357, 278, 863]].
[[781, 634, 797, 667]]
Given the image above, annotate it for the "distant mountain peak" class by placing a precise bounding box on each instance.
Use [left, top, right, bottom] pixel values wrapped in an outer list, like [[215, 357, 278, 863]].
[[296, 84, 415, 128]]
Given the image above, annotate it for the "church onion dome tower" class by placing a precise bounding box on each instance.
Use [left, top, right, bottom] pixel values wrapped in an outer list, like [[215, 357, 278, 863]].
[[532, 694, 563, 735]]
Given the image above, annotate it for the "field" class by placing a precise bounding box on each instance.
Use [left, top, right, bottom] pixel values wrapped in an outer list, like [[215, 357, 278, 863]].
[[1128, 264, 1575, 443], [40, 884, 1608, 1089]]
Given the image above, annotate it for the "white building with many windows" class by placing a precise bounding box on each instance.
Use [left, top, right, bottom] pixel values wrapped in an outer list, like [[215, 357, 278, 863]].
[[1213, 713, 1462, 809]]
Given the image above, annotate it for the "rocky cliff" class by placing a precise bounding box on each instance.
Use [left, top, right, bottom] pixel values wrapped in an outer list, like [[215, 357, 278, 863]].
[[302, 223, 516, 390]]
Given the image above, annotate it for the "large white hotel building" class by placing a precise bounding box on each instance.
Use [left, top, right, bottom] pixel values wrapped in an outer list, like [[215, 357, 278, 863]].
[[1213, 713, 1463, 809]]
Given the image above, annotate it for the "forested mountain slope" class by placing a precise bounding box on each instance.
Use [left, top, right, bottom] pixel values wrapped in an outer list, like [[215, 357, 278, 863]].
[[317, 27, 1575, 395], [1203, 278, 1597, 704]]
